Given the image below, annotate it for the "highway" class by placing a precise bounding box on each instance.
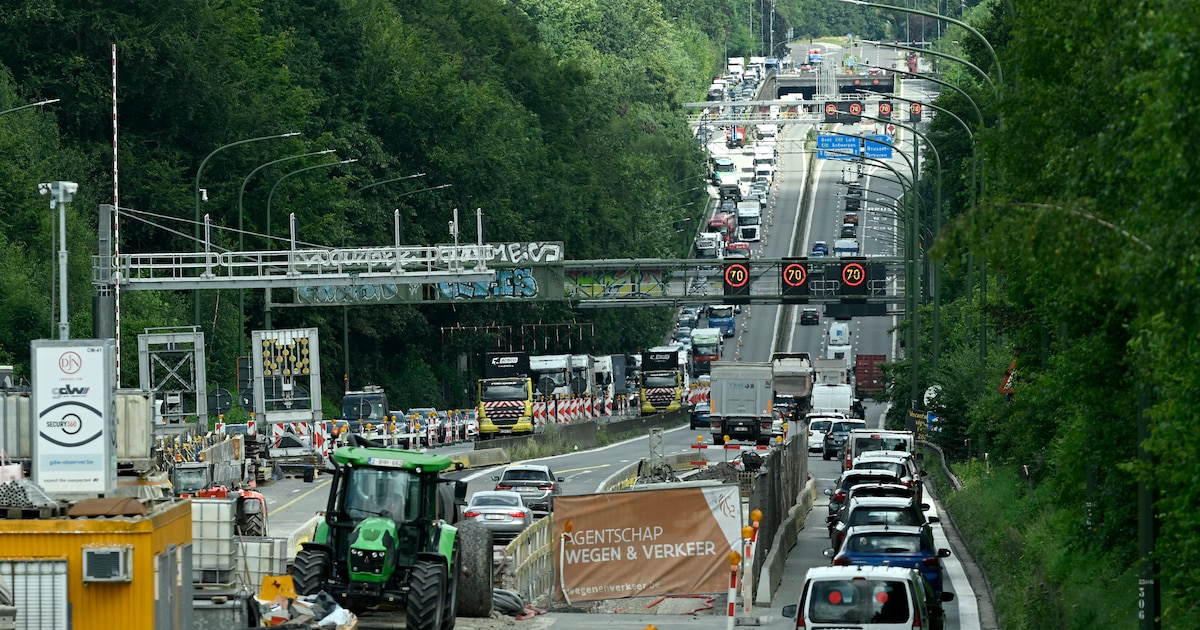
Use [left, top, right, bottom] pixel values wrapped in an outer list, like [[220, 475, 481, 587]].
[[256, 45, 986, 629]]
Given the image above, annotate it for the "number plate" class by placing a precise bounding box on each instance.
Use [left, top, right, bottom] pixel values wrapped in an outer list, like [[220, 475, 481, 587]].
[[517, 487, 538, 493], [484, 514, 505, 520]]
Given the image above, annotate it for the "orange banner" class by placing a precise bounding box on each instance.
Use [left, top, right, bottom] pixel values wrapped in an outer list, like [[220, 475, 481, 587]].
[[552, 485, 743, 601]]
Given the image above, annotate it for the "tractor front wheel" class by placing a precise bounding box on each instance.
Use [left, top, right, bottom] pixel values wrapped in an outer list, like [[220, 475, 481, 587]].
[[406, 560, 446, 630], [290, 548, 330, 596], [455, 519, 494, 618]]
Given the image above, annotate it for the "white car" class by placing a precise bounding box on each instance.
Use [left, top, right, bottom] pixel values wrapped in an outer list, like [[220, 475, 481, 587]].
[[782, 565, 953, 630]]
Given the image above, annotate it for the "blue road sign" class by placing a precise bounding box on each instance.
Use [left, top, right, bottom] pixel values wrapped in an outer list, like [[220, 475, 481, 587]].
[[863, 134, 893, 159], [817, 134, 860, 160]]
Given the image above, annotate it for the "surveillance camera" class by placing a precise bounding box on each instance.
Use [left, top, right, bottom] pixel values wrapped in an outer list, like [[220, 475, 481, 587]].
[[38, 183, 51, 195], [60, 182, 78, 196], [200, 188, 209, 202]]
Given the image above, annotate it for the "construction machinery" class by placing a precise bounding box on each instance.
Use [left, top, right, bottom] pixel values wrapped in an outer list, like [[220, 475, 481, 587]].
[[290, 437, 493, 628]]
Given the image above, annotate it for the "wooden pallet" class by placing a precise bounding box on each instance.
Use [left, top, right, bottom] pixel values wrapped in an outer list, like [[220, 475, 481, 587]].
[[0, 504, 68, 520]]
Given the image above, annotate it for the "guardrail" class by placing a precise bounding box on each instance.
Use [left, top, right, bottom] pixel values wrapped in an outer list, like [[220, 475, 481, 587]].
[[501, 512, 556, 603]]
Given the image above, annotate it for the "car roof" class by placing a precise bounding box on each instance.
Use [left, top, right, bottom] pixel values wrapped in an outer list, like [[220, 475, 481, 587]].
[[840, 470, 903, 484], [504, 464, 551, 473], [846, 495, 919, 510], [855, 452, 915, 464], [804, 565, 921, 581], [842, 524, 927, 537], [470, 490, 523, 501]]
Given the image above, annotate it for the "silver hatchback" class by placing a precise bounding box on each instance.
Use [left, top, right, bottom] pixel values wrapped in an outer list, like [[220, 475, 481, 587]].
[[493, 464, 563, 513]]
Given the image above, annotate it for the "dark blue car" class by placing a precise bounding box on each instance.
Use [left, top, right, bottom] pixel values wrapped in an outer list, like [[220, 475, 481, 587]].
[[825, 524, 952, 595]]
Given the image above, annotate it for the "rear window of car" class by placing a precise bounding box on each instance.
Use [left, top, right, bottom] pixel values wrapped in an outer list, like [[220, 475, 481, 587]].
[[831, 421, 864, 433], [470, 494, 521, 508], [854, 462, 907, 477], [807, 579, 910, 624], [810, 420, 832, 432], [853, 436, 911, 453], [848, 507, 921, 528], [846, 533, 923, 553], [502, 469, 550, 482]]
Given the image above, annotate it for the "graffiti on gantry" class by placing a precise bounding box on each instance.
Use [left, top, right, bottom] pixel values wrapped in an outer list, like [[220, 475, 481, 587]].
[[438, 268, 538, 299], [565, 269, 666, 298], [295, 283, 404, 304]]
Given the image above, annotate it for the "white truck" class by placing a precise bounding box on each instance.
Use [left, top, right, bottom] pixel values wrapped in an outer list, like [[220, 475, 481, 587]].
[[695, 232, 725, 259], [736, 202, 763, 241], [529, 354, 571, 398], [771, 352, 814, 424], [569, 354, 595, 398], [592, 355, 615, 416], [709, 362, 775, 445], [811, 358, 856, 417]]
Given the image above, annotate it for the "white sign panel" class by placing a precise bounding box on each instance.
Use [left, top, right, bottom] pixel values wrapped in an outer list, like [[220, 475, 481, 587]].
[[31, 339, 117, 497]]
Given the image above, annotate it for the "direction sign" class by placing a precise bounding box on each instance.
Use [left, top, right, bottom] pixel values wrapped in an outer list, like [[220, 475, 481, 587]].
[[723, 262, 751, 298], [840, 261, 868, 296], [863, 134, 893, 159], [781, 259, 810, 300], [816, 133, 860, 161]]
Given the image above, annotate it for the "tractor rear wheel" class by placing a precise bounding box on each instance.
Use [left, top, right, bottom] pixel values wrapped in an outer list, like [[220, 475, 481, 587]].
[[454, 519, 494, 617], [441, 542, 461, 630], [406, 560, 446, 630], [290, 548, 330, 596]]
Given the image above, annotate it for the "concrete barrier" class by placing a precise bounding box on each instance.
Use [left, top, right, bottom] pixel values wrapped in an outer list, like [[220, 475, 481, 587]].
[[286, 514, 323, 560], [474, 421, 600, 452], [604, 408, 687, 436], [756, 477, 817, 605], [450, 448, 511, 470]]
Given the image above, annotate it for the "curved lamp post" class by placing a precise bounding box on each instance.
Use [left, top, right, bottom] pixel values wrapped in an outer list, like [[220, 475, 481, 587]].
[[864, 39, 996, 95], [354, 172, 426, 195], [262, 157, 358, 331], [0, 98, 60, 117], [840, 0, 1003, 89], [193, 131, 300, 325], [235, 148, 335, 357]]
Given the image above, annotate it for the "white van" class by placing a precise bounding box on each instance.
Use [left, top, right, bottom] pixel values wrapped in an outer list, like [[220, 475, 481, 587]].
[[756, 124, 778, 139], [782, 565, 954, 629]]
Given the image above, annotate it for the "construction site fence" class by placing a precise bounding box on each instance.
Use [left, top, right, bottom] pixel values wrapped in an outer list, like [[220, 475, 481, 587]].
[[746, 434, 806, 602]]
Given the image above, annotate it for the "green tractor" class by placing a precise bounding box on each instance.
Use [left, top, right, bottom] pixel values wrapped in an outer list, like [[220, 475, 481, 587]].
[[290, 441, 494, 629]]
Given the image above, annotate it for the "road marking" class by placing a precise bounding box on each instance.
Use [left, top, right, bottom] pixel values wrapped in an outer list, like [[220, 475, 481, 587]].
[[272, 478, 331, 514], [556, 464, 609, 475]]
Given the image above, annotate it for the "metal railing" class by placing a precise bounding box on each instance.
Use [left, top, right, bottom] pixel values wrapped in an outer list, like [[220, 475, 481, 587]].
[[502, 513, 556, 603]]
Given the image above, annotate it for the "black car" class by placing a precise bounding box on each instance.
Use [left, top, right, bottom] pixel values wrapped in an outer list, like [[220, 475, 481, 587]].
[[840, 224, 857, 238], [800, 308, 820, 325], [690, 402, 712, 430], [823, 419, 867, 460]]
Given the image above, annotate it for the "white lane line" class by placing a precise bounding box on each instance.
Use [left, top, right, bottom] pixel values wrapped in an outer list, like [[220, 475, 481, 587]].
[[931, 514, 981, 629]]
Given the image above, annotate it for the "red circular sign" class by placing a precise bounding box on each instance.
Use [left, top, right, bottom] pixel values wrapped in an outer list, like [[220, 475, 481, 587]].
[[824, 103, 838, 116], [841, 262, 867, 287], [848, 102, 863, 115], [724, 263, 750, 288], [879, 102, 893, 116], [910, 102, 923, 114], [853, 79, 861, 85], [782, 263, 807, 288]]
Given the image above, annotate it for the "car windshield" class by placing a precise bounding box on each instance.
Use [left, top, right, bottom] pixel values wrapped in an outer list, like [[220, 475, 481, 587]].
[[531, 370, 567, 387], [345, 467, 420, 521], [174, 467, 208, 494], [501, 469, 551, 483], [808, 579, 910, 624], [480, 381, 529, 401], [694, 342, 720, 355], [469, 494, 522, 508], [849, 507, 921, 527], [847, 533, 923, 554]]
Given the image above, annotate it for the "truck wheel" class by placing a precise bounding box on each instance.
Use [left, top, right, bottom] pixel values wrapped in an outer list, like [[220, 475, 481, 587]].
[[406, 560, 446, 630], [290, 548, 329, 596], [441, 542, 461, 630], [455, 519, 494, 617]]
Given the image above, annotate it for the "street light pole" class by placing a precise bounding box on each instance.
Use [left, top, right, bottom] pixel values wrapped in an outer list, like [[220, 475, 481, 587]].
[[840, 0, 1003, 89], [262, 157, 358, 330], [864, 40, 997, 94], [0, 98, 61, 118], [193, 131, 300, 326], [235, 148, 336, 358], [39, 181, 79, 340]]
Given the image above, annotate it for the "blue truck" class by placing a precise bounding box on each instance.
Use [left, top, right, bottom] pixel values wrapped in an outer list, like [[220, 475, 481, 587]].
[[706, 304, 737, 338]]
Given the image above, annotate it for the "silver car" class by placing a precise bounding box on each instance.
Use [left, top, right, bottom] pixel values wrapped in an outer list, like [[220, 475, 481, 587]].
[[493, 464, 563, 512], [462, 491, 533, 543]]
